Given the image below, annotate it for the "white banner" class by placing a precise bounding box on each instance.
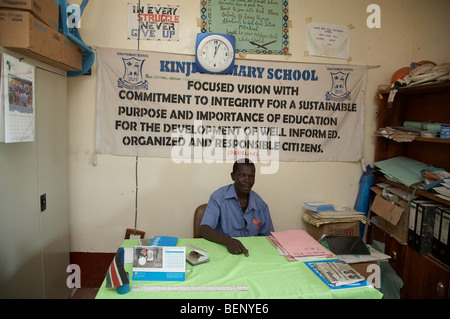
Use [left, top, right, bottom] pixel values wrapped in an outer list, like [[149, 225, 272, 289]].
[[96, 47, 367, 170]]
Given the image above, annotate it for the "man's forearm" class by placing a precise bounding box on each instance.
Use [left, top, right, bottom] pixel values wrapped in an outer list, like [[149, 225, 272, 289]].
[[199, 224, 230, 245]]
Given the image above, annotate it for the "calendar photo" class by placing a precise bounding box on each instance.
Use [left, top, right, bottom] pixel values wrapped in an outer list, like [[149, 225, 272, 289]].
[[8, 74, 33, 110], [133, 246, 163, 268], [1, 53, 35, 143]]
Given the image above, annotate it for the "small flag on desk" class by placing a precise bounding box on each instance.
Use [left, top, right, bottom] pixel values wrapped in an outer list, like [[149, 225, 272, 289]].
[[105, 247, 129, 288]]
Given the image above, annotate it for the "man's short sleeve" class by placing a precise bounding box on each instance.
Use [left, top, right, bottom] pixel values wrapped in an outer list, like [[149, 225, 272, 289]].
[[200, 193, 221, 229]]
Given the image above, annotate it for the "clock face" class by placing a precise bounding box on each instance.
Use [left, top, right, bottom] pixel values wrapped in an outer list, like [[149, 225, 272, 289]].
[[196, 34, 235, 73]]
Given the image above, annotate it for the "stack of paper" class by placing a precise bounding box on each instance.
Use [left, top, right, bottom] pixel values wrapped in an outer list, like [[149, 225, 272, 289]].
[[375, 127, 417, 142], [374, 156, 428, 187], [377, 182, 418, 202], [433, 180, 450, 201], [336, 245, 391, 264], [303, 202, 335, 212], [303, 207, 367, 226], [268, 229, 334, 261], [309, 208, 366, 221]]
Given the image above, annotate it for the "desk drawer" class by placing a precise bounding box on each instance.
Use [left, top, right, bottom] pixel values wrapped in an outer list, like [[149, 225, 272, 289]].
[[402, 247, 450, 299], [368, 223, 407, 277]]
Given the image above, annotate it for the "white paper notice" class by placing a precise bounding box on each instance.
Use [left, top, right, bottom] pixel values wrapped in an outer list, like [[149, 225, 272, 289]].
[[307, 22, 350, 59], [127, 3, 180, 41], [1, 54, 35, 143]]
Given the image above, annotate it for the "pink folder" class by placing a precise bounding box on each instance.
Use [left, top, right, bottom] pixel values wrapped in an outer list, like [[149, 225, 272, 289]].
[[271, 230, 333, 258]]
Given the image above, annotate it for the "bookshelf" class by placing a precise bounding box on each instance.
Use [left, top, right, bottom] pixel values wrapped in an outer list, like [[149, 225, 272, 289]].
[[369, 82, 450, 299]]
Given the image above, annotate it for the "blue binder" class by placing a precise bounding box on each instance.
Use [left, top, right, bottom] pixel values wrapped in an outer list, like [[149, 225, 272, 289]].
[[150, 236, 178, 246]]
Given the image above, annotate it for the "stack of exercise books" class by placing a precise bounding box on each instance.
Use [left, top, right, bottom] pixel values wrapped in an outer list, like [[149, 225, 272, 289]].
[[303, 202, 367, 226], [432, 179, 450, 201], [303, 202, 335, 212], [267, 229, 334, 261]]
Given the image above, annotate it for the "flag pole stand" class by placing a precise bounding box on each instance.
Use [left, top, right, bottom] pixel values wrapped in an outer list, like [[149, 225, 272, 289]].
[[124, 14, 145, 241], [124, 156, 145, 239]]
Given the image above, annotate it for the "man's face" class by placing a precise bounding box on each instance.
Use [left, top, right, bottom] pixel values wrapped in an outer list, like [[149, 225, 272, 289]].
[[231, 164, 255, 195]]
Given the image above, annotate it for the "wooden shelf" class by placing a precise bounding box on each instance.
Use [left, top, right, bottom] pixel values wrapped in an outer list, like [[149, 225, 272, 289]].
[[396, 81, 450, 94], [372, 81, 450, 299], [376, 176, 450, 207], [379, 81, 450, 95], [376, 135, 450, 144], [375, 82, 450, 172], [414, 137, 450, 144]]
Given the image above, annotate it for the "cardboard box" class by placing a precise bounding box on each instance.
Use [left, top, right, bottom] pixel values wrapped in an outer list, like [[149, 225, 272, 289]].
[[0, 0, 59, 30], [370, 186, 409, 243], [303, 213, 360, 240], [59, 35, 83, 71], [0, 10, 82, 71], [0, 10, 60, 62]]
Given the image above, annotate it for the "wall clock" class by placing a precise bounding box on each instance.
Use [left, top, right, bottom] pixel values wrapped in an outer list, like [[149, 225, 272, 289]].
[[195, 33, 235, 74]]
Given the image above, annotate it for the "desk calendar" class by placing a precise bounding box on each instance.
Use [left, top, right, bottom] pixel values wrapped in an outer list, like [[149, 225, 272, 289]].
[[132, 246, 186, 281]]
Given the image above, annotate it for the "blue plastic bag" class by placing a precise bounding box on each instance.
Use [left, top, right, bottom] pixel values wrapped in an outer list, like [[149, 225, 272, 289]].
[[354, 165, 375, 237]]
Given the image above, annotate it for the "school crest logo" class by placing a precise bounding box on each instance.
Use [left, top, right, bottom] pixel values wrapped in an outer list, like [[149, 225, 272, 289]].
[[117, 57, 149, 90], [326, 72, 351, 101]]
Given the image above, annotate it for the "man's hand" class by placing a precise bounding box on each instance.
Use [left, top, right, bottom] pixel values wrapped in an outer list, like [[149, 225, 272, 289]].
[[225, 238, 249, 256], [200, 225, 249, 256]]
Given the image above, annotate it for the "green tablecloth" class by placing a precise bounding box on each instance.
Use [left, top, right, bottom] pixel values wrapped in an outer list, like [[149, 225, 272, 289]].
[[95, 236, 383, 299]]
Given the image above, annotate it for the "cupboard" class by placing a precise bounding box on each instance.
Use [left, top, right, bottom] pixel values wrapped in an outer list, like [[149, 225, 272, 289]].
[[0, 48, 70, 298]]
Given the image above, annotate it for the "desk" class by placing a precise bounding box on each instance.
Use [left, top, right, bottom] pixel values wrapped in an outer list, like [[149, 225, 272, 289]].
[[95, 237, 383, 299]]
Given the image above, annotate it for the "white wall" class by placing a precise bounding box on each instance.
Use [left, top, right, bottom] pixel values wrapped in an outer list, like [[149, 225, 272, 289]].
[[67, 0, 450, 252]]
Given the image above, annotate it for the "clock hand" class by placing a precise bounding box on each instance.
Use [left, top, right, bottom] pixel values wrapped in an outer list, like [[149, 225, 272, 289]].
[[214, 43, 220, 57]]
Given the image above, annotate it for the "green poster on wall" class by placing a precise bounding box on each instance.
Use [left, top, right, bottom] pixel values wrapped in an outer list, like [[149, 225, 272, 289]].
[[200, 0, 289, 55]]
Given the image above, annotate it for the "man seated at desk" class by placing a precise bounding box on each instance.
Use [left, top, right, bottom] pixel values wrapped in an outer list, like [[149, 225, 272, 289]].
[[200, 158, 274, 256]]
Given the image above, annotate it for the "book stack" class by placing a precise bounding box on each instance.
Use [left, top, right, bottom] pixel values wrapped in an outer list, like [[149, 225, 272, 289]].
[[268, 229, 334, 261], [432, 179, 450, 201], [303, 202, 367, 226], [304, 202, 335, 212]]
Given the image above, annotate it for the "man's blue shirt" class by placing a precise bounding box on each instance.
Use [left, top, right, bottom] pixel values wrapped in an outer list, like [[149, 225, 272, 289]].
[[200, 184, 274, 237]]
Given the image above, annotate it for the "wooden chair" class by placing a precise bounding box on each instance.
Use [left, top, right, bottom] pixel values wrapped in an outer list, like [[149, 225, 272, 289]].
[[193, 204, 207, 238], [124, 228, 145, 239]]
